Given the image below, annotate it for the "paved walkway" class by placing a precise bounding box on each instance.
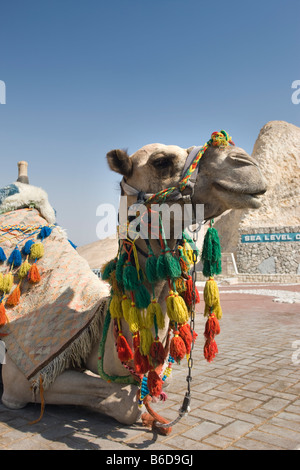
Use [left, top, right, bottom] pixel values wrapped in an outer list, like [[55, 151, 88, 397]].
[[0, 282, 299, 451]]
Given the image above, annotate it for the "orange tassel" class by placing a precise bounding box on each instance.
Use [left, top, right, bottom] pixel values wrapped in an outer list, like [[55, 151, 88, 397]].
[[182, 275, 200, 307], [170, 331, 186, 363], [28, 263, 41, 283], [147, 369, 163, 397], [204, 338, 218, 362], [116, 333, 133, 362], [6, 284, 21, 307], [0, 302, 7, 326], [179, 323, 198, 354], [204, 313, 220, 340], [149, 338, 166, 367], [134, 348, 150, 374]]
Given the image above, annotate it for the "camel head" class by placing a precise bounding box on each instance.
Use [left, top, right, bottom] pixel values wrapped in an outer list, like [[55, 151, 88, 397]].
[[106, 134, 267, 221]]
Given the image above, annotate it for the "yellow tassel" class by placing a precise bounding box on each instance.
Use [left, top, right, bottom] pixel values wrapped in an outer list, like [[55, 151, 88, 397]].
[[121, 295, 131, 323], [109, 294, 123, 319], [203, 277, 222, 319], [0, 273, 3, 292], [139, 327, 153, 356], [30, 242, 44, 260], [145, 299, 165, 330], [18, 260, 31, 279], [166, 290, 189, 324], [183, 242, 193, 266], [2, 273, 14, 294], [128, 302, 142, 333]]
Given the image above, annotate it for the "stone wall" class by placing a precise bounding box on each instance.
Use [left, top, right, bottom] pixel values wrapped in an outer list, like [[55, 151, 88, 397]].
[[236, 226, 300, 274]]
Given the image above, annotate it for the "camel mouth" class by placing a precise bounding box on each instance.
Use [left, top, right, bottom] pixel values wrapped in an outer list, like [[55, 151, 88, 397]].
[[213, 183, 266, 208]]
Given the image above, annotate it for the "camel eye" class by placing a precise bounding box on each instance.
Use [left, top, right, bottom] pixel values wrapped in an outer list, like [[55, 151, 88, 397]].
[[152, 158, 172, 170]]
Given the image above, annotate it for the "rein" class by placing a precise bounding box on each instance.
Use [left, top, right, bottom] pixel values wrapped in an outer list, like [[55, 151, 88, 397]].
[[99, 130, 232, 433]]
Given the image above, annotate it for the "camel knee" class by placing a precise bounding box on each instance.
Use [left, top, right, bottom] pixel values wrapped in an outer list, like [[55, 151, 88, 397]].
[[1, 355, 31, 409]]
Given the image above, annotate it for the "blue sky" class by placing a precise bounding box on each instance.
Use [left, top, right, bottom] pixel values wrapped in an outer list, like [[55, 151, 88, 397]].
[[0, 0, 299, 246]]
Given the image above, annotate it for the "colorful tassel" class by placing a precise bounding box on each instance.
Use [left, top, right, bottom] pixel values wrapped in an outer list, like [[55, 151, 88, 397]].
[[101, 257, 117, 281], [0, 273, 3, 292], [182, 275, 200, 307], [128, 302, 142, 333], [121, 295, 131, 323], [139, 327, 153, 356], [170, 331, 186, 363], [6, 284, 21, 307], [2, 273, 14, 293], [204, 338, 218, 362], [30, 242, 44, 260], [149, 338, 165, 367], [18, 260, 31, 279], [28, 263, 41, 283], [204, 313, 220, 340], [38, 226, 52, 240], [156, 249, 181, 280], [179, 323, 198, 355], [0, 247, 6, 262], [116, 333, 134, 362], [0, 302, 7, 327], [8, 247, 22, 268], [123, 261, 140, 291], [203, 277, 222, 319], [109, 294, 123, 319], [147, 369, 163, 397], [146, 299, 165, 330], [145, 249, 159, 284], [22, 240, 35, 256], [135, 283, 151, 309], [134, 348, 150, 374], [115, 252, 127, 286], [166, 290, 189, 324], [201, 226, 222, 277]]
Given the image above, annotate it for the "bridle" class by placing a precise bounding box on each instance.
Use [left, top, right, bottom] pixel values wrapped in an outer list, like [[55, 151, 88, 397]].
[[120, 130, 235, 207]]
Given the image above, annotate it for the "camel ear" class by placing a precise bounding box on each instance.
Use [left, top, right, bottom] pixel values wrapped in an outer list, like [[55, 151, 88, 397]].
[[106, 149, 133, 177]]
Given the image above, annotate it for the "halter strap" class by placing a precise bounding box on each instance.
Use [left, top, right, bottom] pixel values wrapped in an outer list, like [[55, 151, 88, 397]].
[[120, 130, 234, 205]]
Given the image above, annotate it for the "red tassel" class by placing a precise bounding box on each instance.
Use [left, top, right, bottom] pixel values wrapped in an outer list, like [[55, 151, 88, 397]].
[[179, 323, 198, 354], [0, 302, 7, 326], [149, 338, 166, 367], [134, 348, 150, 374], [204, 338, 218, 362], [117, 333, 133, 362], [182, 276, 200, 307], [170, 331, 186, 363], [204, 313, 220, 340], [28, 263, 41, 283], [6, 284, 21, 307], [147, 369, 163, 397]]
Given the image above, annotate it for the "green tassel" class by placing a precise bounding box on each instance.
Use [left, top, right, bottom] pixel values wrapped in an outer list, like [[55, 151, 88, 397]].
[[145, 250, 159, 284], [115, 252, 127, 285], [122, 261, 140, 291], [201, 227, 222, 277], [135, 283, 151, 309], [156, 249, 181, 280], [101, 257, 117, 281]]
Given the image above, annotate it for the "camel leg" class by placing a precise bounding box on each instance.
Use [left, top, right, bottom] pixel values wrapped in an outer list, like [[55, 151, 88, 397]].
[[2, 355, 140, 425]]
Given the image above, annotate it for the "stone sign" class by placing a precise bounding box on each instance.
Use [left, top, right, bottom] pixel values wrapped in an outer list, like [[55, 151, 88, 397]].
[[241, 233, 300, 243]]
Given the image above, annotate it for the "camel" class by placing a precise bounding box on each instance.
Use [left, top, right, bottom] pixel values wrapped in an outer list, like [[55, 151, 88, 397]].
[[1, 132, 267, 426]]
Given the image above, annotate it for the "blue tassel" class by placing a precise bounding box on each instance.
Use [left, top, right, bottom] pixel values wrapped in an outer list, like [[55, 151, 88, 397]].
[[8, 247, 22, 268], [22, 240, 35, 255], [0, 247, 6, 262], [38, 226, 52, 240]]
